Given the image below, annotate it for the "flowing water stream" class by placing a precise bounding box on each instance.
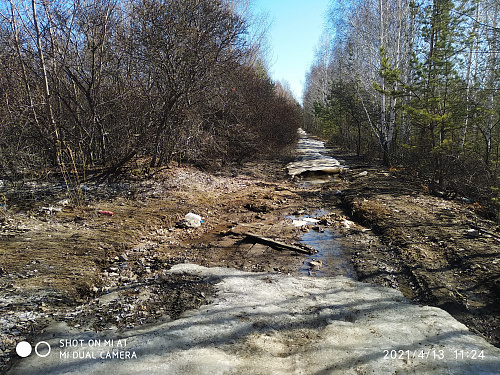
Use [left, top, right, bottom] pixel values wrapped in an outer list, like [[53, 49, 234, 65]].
[[290, 130, 356, 279], [299, 228, 357, 278]]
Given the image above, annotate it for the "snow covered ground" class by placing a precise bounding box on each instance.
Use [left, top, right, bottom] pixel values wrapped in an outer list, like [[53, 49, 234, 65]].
[[10, 264, 500, 375]]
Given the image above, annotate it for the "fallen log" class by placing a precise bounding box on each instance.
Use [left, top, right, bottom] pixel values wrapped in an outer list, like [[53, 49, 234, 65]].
[[230, 231, 317, 255]]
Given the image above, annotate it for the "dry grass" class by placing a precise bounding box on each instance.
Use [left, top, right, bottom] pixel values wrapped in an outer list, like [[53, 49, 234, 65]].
[[350, 199, 391, 225], [0, 163, 290, 302]]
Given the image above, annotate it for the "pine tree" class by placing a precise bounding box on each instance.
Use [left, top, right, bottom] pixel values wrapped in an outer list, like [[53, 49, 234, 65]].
[[408, 0, 464, 186]]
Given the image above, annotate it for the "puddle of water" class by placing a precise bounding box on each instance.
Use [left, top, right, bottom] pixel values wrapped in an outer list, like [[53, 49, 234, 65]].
[[299, 229, 357, 279], [290, 131, 356, 278]]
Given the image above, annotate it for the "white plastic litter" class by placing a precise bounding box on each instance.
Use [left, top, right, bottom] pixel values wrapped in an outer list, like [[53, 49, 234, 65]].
[[292, 217, 320, 227], [185, 212, 203, 228]]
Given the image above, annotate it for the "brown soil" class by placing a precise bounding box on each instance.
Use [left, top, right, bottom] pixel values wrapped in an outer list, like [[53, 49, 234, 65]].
[[1, 150, 499, 372]]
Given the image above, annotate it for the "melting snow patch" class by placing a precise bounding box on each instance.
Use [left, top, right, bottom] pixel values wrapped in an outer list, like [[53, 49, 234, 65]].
[[292, 217, 320, 227], [10, 264, 500, 375]]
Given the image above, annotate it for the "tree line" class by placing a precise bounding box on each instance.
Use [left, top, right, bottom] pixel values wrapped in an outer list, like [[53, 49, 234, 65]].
[[0, 0, 300, 179], [304, 0, 500, 211]]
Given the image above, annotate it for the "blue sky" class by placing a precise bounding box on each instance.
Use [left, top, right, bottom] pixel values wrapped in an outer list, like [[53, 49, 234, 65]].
[[251, 0, 330, 103]]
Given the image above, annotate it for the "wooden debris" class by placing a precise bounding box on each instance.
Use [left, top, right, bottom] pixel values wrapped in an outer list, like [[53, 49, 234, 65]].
[[230, 231, 317, 255]]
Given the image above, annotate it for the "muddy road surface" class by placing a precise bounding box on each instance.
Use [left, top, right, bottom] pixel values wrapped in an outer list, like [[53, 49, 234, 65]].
[[1, 142, 499, 372], [336, 157, 500, 348]]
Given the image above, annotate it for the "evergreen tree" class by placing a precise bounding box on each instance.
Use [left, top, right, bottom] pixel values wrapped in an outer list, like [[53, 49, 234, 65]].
[[407, 0, 464, 185]]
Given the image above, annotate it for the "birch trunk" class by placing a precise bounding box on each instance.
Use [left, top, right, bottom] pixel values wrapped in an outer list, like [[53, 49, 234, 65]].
[[32, 0, 61, 165]]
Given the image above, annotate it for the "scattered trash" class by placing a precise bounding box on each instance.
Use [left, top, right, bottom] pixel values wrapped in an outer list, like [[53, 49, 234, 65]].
[[342, 219, 355, 229], [176, 212, 203, 228], [98, 210, 114, 216], [357, 171, 368, 177], [467, 226, 500, 243], [39, 206, 62, 214], [58, 199, 71, 206], [292, 217, 320, 227], [466, 229, 480, 238]]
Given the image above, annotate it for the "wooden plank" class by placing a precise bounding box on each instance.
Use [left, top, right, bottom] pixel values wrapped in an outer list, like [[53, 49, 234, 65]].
[[230, 231, 317, 255]]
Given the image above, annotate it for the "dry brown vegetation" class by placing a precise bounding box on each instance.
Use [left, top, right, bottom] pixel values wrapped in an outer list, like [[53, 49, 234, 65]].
[[0, 0, 301, 181]]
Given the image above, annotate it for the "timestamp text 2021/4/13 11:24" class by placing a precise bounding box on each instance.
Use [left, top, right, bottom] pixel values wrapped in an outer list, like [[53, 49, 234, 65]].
[[383, 349, 485, 360]]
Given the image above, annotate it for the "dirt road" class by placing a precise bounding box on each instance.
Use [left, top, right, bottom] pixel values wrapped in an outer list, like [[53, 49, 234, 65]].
[[10, 264, 500, 375], [1, 146, 499, 372]]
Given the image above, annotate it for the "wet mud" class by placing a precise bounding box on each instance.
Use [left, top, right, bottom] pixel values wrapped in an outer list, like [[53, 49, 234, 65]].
[[328, 150, 500, 348]]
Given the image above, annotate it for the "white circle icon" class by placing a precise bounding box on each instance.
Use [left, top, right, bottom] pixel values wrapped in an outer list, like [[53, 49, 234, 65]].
[[35, 341, 51, 357], [16, 341, 32, 357]]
